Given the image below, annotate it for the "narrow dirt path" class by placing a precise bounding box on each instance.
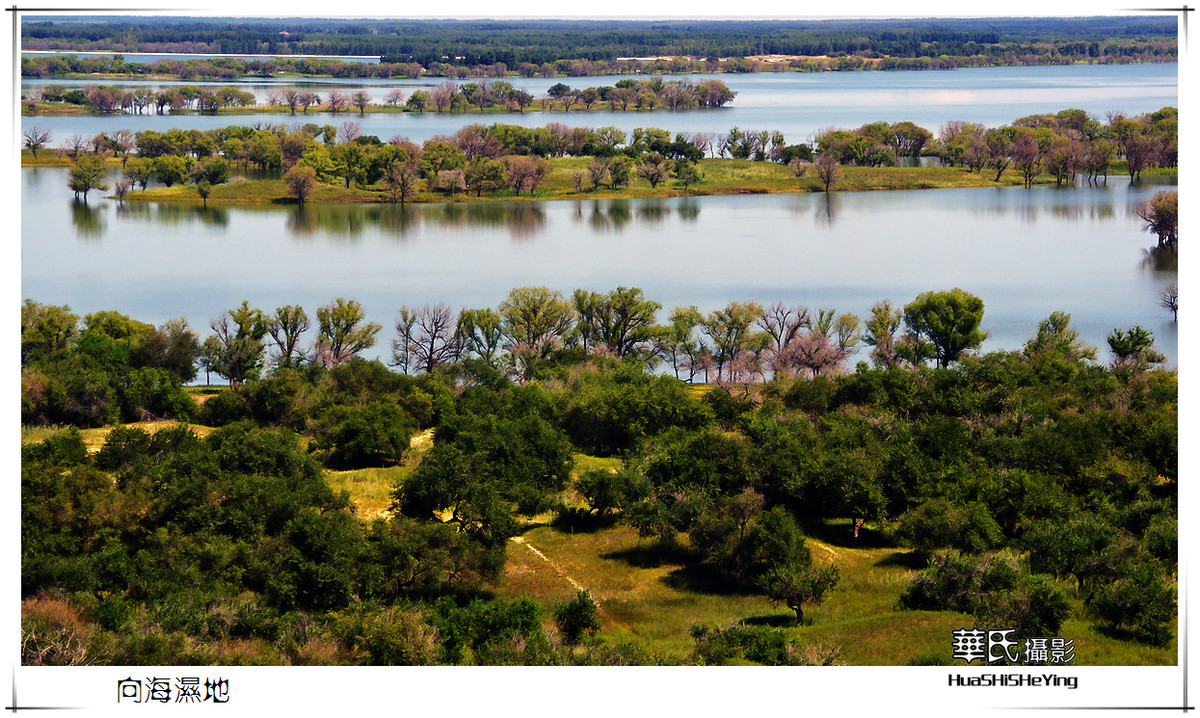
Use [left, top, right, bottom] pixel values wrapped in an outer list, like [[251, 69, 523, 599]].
[[510, 536, 606, 616]]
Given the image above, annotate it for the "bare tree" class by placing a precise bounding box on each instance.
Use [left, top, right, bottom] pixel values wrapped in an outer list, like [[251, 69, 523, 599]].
[[781, 331, 847, 378], [284, 165, 318, 205], [384, 88, 406, 107], [814, 155, 841, 192], [431, 82, 457, 113], [338, 121, 362, 144], [23, 127, 52, 158], [787, 158, 811, 177], [402, 303, 461, 373], [505, 155, 550, 195], [110, 129, 135, 166], [757, 303, 810, 374], [1159, 282, 1178, 320], [327, 90, 350, 114], [1134, 190, 1178, 248], [384, 160, 421, 204], [298, 91, 319, 113], [65, 134, 87, 159], [637, 156, 671, 188], [1011, 133, 1042, 188]]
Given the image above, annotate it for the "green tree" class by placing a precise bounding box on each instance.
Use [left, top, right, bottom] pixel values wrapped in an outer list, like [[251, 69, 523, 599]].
[[209, 300, 269, 387], [21, 300, 79, 364], [194, 181, 213, 207], [1106, 326, 1166, 370], [67, 155, 108, 201], [323, 401, 418, 469], [1088, 559, 1175, 646], [664, 305, 705, 382], [123, 157, 154, 190], [455, 307, 505, 366], [267, 305, 310, 368], [405, 90, 430, 113], [700, 301, 763, 381], [748, 508, 839, 624], [151, 154, 190, 188], [571, 286, 662, 359], [672, 159, 702, 189], [247, 130, 283, 170], [396, 413, 573, 544], [901, 288, 987, 368], [862, 300, 903, 368], [1023, 312, 1096, 363], [331, 142, 368, 188], [463, 157, 506, 197], [190, 155, 231, 185], [315, 298, 382, 368], [498, 286, 575, 377]]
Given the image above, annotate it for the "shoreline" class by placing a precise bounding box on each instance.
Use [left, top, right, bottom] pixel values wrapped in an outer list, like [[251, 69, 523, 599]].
[[22, 156, 1173, 206]]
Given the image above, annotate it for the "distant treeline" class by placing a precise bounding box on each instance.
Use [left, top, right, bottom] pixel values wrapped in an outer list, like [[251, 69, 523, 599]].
[[23, 77, 735, 115], [20, 16, 1177, 78]]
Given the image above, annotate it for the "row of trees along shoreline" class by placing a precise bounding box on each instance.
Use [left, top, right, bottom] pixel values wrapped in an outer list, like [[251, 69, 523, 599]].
[[31, 105, 1178, 207], [22, 287, 1174, 409], [22, 78, 736, 116]]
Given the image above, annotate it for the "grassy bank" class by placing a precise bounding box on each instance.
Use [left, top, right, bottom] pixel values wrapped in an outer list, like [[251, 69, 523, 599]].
[[74, 158, 1159, 207]]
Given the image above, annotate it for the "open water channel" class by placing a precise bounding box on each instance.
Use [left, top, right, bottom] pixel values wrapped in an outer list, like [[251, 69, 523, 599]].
[[22, 63, 1177, 148], [21, 168, 1179, 367]]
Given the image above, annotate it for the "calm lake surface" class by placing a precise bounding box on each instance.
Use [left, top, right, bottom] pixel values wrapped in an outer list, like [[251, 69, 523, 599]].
[[22, 167, 1179, 368], [23, 63, 1177, 148]]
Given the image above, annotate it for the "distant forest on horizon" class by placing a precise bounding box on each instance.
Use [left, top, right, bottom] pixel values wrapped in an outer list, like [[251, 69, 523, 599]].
[[21, 15, 1178, 66]]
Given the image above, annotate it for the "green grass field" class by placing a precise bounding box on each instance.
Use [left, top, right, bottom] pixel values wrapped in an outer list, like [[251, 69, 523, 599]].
[[493, 513, 1177, 665]]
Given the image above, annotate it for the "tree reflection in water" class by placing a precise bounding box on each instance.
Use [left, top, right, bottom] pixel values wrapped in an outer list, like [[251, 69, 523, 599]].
[[1141, 245, 1177, 273], [69, 199, 104, 239], [816, 192, 840, 228], [150, 202, 230, 228]]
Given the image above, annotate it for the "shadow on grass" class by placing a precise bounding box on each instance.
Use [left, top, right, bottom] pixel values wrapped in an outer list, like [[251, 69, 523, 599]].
[[661, 564, 752, 597], [799, 518, 897, 549], [739, 614, 800, 628], [551, 506, 620, 534], [874, 550, 927, 570], [601, 540, 697, 569]]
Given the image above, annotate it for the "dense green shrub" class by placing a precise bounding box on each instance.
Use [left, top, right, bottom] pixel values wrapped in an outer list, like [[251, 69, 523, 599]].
[[895, 498, 1005, 555], [554, 591, 601, 644], [320, 401, 418, 469], [1088, 559, 1176, 646]]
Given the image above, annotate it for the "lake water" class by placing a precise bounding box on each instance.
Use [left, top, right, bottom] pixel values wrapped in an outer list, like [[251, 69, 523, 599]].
[[22, 63, 1178, 148], [21, 167, 1179, 368]]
